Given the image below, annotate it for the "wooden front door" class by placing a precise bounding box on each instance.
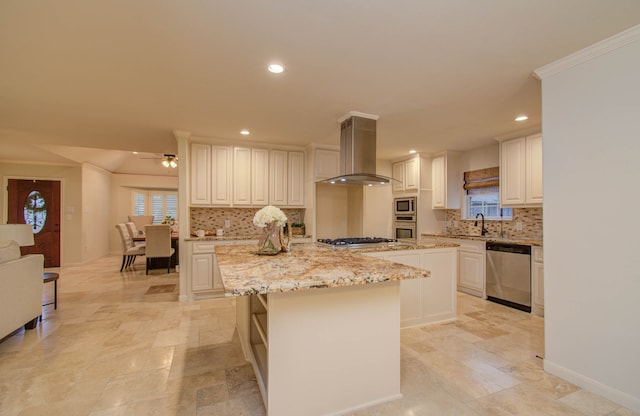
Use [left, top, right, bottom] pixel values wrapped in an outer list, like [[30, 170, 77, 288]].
[[7, 179, 61, 267]]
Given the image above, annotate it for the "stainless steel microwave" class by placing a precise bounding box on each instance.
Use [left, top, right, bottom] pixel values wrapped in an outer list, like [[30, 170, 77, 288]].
[[394, 197, 416, 216]]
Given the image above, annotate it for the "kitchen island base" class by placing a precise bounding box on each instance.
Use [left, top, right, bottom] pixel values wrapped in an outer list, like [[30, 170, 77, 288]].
[[236, 281, 402, 416]]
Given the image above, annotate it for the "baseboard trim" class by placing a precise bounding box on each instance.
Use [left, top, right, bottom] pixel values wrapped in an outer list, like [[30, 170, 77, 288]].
[[544, 359, 640, 412]]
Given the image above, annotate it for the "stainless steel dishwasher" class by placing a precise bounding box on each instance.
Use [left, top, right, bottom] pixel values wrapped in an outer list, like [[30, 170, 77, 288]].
[[486, 242, 531, 312]]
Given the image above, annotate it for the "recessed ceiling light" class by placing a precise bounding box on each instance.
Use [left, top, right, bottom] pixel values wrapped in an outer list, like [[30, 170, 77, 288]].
[[240, 130, 250, 135], [515, 115, 529, 122], [409, 149, 417, 154], [268, 64, 284, 74], [132, 151, 138, 154]]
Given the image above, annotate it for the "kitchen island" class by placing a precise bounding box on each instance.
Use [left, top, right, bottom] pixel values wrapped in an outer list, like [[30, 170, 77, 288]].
[[215, 242, 429, 416]]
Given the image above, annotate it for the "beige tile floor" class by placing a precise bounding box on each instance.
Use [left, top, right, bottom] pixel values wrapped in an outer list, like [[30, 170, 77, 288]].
[[0, 255, 636, 416]]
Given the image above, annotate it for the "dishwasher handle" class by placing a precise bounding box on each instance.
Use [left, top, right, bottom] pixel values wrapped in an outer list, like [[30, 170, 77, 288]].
[[486, 242, 531, 255]]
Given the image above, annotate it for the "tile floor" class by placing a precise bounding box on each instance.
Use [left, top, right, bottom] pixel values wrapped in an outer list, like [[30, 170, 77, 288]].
[[0, 255, 636, 416]]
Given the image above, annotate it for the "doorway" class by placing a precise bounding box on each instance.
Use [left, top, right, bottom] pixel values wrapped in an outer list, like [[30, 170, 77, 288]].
[[7, 179, 61, 267]]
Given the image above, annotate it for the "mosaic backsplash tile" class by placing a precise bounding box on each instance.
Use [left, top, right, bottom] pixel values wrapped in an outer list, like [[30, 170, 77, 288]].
[[444, 207, 542, 240], [191, 208, 304, 235]]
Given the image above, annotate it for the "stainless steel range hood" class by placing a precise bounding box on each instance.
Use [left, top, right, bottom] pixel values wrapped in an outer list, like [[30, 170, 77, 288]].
[[320, 111, 397, 186]]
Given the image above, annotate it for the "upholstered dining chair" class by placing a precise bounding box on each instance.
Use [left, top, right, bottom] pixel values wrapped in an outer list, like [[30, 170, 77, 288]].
[[127, 215, 154, 233], [125, 222, 145, 247], [144, 224, 175, 275], [115, 223, 145, 272]]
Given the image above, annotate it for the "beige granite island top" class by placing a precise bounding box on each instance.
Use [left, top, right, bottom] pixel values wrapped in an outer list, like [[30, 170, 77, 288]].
[[215, 242, 430, 296]]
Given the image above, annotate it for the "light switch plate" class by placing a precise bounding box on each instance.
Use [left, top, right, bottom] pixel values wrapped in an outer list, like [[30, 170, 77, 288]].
[[516, 222, 523, 231], [224, 220, 231, 228]]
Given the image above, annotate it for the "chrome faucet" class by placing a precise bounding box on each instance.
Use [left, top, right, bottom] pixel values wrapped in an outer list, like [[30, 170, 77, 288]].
[[475, 213, 488, 236]]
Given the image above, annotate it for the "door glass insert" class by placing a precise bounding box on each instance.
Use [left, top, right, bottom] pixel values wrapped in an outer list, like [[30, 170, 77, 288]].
[[23, 190, 47, 234]]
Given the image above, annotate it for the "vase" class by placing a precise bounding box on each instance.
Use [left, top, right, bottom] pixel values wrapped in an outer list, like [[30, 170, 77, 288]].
[[257, 223, 282, 255]]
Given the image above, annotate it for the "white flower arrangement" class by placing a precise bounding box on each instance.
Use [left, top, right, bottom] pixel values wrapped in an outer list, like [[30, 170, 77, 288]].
[[253, 205, 287, 228]]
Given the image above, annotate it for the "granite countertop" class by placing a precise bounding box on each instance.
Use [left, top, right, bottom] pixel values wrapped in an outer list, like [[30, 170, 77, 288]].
[[345, 242, 459, 253], [215, 242, 430, 296], [185, 234, 312, 242], [421, 233, 542, 247]]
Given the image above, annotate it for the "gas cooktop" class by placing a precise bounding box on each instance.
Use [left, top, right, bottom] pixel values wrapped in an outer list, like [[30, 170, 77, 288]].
[[317, 237, 398, 247]]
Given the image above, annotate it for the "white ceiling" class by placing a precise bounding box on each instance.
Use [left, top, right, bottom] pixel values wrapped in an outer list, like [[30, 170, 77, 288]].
[[1, 1, 639, 174]]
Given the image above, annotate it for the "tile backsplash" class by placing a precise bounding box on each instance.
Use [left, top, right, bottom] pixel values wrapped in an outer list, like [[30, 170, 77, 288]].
[[444, 208, 542, 240], [191, 208, 304, 235]]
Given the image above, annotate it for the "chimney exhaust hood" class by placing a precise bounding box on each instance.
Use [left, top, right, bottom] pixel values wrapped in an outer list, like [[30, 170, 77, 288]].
[[320, 111, 397, 186]]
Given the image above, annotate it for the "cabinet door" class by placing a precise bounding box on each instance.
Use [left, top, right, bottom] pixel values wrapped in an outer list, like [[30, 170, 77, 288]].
[[234, 147, 252, 205], [314, 149, 339, 180], [500, 137, 526, 206], [252, 149, 269, 205], [458, 250, 485, 296], [532, 260, 544, 315], [404, 158, 419, 191], [287, 151, 305, 206], [431, 156, 445, 208], [191, 253, 213, 291], [190, 143, 211, 204], [270, 150, 288, 206], [211, 146, 232, 205], [392, 162, 405, 192], [387, 253, 422, 322], [526, 134, 543, 204], [421, 250, 457, 322]]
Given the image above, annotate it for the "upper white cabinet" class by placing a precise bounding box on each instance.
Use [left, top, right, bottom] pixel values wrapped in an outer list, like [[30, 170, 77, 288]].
[[191, 143, 305, 207], [270, 150, 288, 206], [392, 157, 419, 193], [500, 134, 542, 207], [190, 143, 232, 205], [211, 146, 232, 205], [287, 151, 305, 206], [431, 152, 460, 209], [233, 147, 252, 205], [251, 148, 270, 205], [314, 149, 339, 181], [269, 150, 304, 206]]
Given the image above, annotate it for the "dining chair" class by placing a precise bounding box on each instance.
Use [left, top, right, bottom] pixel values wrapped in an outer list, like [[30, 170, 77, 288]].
[[115, 223, 146, 272], [128, 215, 154, 232], [125, 222, 146, 247], [144, 224, 175, 275]]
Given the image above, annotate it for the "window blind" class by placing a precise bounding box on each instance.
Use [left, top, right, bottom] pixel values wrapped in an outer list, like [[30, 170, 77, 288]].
[[463, 167, 499, 192]]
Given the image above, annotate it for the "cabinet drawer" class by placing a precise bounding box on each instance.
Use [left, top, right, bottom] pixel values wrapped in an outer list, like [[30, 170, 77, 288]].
[[193, 243, 216, 253]]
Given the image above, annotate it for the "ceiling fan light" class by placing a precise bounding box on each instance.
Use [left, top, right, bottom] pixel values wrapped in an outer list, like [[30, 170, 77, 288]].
[[169, 159, 177, 168], [162, 159, 170, 168]]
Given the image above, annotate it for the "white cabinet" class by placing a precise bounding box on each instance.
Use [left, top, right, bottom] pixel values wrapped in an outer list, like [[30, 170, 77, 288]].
[[458, 250, 485, 298], [191, 242, 223, 293], [233, 147, 252, 205], [431, 152, 460, 209], [532, 246, 544, 316], [314, 149, 339, 181], [500, 134, 542, 207], [190, 144, 232, 205], [190, 143, 211, 205], [526, 134, 543, 204], [366, 247, 457, 327], [252, 148, 270, 205], [270, 150, 288, 206], [211, 146, 232, 205], [392, 157, 419, 193], [287, 151, 305, 206]]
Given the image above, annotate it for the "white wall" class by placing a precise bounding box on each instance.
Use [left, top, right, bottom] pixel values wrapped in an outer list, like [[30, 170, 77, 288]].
[[539, 31, 640, 411], [458, 143, 499, 173], [82, 164, 111, 262]]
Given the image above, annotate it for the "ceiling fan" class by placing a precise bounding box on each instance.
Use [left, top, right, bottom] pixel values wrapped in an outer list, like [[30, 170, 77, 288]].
[[140, 153, 178, 168]]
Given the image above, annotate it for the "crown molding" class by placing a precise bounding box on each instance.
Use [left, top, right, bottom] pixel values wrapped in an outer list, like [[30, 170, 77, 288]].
[[533, 24, 640, 80]]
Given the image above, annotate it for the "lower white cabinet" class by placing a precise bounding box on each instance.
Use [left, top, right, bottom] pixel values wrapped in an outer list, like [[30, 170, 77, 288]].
[[532, 246, 544, 316], [366, 247, 457, 327], [458, 249, 485, 298], [189, 240, 255, 298]]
